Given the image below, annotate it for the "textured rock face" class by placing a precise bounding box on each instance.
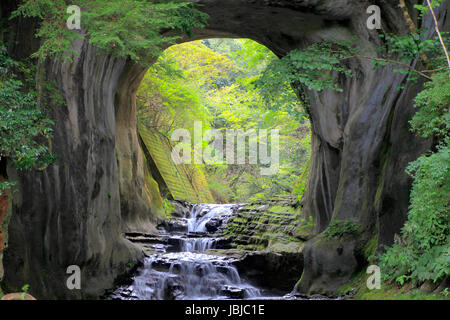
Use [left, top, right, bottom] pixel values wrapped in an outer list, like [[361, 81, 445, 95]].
[[197, 0, 448, 294], [1, 0, 448, 298], [2, 37, 145, 298], [0, 182, 8, 256]]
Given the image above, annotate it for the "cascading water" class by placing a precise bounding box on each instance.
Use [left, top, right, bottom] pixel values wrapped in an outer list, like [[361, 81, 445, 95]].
[[180, 238, 217, 252], [108, 204, 262, 300], [121, 252, 260, 300], [180, 204, 236, 252], [187, 204, 235, 233]]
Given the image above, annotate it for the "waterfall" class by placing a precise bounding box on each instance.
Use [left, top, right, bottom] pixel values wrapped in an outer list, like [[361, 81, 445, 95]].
[[180, 203, 235, 252], [187, 204, 234, 233], [108, 204, 262, 300], [126, 252, 260, 300], [181, 238, 216, 252]]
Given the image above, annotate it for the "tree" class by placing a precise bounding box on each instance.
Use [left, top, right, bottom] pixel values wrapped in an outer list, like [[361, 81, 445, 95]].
[[0, 45, 55, 194], [12, 0, 208, 64]]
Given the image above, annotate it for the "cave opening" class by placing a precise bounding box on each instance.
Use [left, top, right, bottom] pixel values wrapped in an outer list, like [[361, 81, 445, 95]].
[[105, 38, 313, 299], [133, 38, 311, 206]]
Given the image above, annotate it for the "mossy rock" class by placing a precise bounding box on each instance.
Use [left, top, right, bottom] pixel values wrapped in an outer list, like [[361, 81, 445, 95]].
[[144, 171, 165, 217], [267, 240, 305, 254], [223, 199, 309, 250], [363, 233, 378, 261], [336, 271, 449, 300], [322, 220, 363, 241], [139, 123, 214, 203]]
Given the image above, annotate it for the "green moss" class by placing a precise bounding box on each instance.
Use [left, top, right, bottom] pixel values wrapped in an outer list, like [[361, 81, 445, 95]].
[[374, 146, 391, 208], [268, 205, 300, 214], [223, 201, 308, 251], [139, 123, 214, 203], [358, 286, 448, 300], [363, 233, 378, 261], [238, 243, 266, 251], [337, 271, 449, 300], [267, 240, 304, 253], [323, 220, 361, 240], [144, 171, 166, 217]]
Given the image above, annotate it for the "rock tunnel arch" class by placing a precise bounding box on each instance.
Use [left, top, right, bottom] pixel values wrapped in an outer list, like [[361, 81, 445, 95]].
[[1, 0, 448, 298]]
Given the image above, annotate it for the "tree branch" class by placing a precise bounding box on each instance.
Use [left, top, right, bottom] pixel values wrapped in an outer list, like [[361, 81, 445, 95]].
[[426, 0, 450, 70], [398, 0, 431, 69], [341, 54, 433, 81]]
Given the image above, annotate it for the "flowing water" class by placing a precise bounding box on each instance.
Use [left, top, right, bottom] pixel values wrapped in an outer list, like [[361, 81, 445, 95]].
[[108, 204, 263, 300]]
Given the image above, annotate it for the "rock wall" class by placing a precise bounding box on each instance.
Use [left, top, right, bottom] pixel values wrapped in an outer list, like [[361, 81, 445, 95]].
[[0, 186, 9, 280], [1, 0, 448, 298], [1, 1, 146, 298], [295, 2, 449, 294], [193, 0, 449, 294], [223, 199, 309, 250], [222, 199, 307, 291], [114, 63, 162, 233]]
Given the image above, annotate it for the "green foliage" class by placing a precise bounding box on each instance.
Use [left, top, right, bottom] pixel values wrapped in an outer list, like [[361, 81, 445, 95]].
[[137, 41, 226, 135], [380, 70, 450, 286], [297, 216, 313, 233], [163, 199, 175, 219], [82, 0, 207, 64], [374, 31, 448, 86], [0, 181, 16, 195], [138, 39, 311, 203], [414, 0, 443, 17], [0, 44, 55, 194], [11, 0, 83, 61], [373, 3, 450, 289], [20, 284, 30, 300], [205, 39, 305, 121], [259, 40, 353, 93], [406, 147, 449, 251], [257, 39, 355, 114], [379, 144, 450, 285], [323, 220, 360, 240], [410, 71, 450, 139], [12, 0, 207, 64], [207, 171, 233, 203], [259, 29, 448, 106], [337, 270, 449, 300]]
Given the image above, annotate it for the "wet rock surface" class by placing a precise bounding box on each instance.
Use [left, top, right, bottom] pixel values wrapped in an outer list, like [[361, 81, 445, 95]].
[[106, 201, 309, 299], [106, 204, 265, 300], [205, 218, 222, 233]]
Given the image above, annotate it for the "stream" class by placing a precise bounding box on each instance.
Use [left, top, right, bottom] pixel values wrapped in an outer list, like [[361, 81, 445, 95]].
[[107, 204, 268, 300]]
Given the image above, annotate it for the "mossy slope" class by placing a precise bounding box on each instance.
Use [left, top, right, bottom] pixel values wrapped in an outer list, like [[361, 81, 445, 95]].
[[223, 198, 311, 252], [139, 123, 214, 203]]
